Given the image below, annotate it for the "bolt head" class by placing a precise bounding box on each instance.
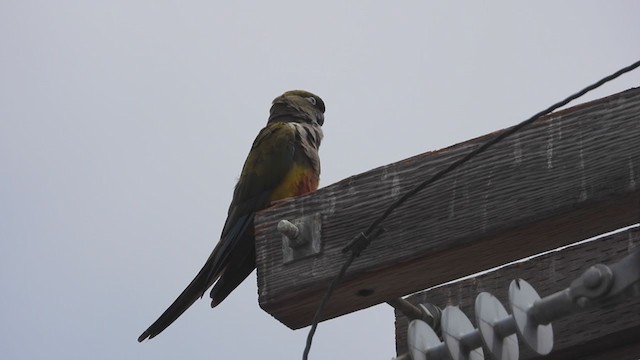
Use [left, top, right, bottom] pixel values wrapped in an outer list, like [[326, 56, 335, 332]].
[[583, 267, 602, 289]]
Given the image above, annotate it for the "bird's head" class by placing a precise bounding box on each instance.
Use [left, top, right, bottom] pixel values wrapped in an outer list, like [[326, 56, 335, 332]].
[[268, 90, 325, 126]]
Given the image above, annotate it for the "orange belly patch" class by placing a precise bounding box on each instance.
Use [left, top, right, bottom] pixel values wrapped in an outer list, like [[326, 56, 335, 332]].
[[270, 163, 319, 202]]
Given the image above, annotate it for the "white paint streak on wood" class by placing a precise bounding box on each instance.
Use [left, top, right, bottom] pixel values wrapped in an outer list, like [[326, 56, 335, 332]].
[[630, 156, 636, 191], [629, 230, 639, 253], [482, 171, 493, 232], [513, 134, 523, 165], [579, 125, 588, 202], [546, 134, 554, 169], [391, 174, 401, 198], [449, 173, 458, 218]]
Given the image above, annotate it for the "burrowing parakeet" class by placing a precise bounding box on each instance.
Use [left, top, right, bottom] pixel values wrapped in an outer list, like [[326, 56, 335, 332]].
[[138, 90, 325, 341]]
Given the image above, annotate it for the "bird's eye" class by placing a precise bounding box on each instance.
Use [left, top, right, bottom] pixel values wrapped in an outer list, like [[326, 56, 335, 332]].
[[305, 97, 317, 106]]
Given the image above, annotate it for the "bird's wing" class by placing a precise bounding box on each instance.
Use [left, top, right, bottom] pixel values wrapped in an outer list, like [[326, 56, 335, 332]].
[[209, 121, 322, 305], [138, 122, 298, 342]]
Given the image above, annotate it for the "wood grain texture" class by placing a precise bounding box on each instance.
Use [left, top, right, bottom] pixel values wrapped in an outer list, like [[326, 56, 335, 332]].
[[254, 87, 640, 329], [394, 226, 640, 359]]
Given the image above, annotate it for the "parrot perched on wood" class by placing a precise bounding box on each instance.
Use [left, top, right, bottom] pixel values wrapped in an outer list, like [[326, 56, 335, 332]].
[[138, 90, 325, 342]]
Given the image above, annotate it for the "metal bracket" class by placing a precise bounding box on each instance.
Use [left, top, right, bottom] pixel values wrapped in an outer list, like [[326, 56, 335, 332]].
[[574, 250, 640, 306], [279, 213, 322, 264], [530, 249, 640, 325], [569, 263, 614, 307]]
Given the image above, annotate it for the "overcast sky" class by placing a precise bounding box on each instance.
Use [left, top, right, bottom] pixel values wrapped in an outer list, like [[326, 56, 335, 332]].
[[1, 1, 639, 359]]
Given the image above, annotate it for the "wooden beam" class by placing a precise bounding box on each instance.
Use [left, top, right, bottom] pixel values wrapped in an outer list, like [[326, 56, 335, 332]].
[[393, 226, 640, 359], [254, 87, 640, 329]]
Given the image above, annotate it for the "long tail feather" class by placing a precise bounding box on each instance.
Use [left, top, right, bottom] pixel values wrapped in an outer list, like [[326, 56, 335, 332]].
[[138, 259, 219, 342], [138, 214, 255, 342]]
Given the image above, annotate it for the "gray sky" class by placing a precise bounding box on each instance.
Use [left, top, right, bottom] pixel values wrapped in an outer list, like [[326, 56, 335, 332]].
[[1, 1, 639, 359]]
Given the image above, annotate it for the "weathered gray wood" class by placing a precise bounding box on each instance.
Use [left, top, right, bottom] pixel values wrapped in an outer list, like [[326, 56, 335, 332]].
[[394, 226, 640, 360], [254, 87, 640, 329]]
